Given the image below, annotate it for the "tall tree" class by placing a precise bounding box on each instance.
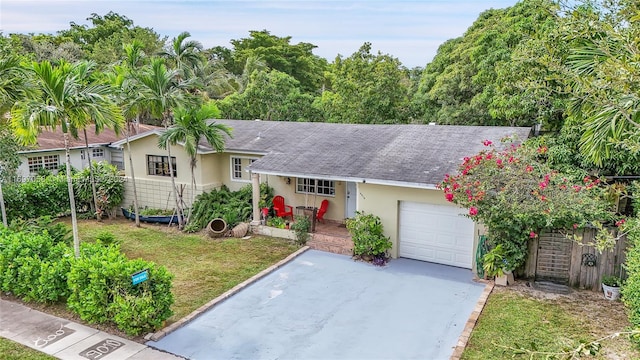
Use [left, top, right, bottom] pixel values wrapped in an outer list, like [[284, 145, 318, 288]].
[[316, 42, 410, 124], [224, 30, 328, 93], [10, 60, 124, 257], [158, 102, 231, 223], [413, 0, 559, 127], [160, 31, 204, 81], [133, 57, 197, 228]]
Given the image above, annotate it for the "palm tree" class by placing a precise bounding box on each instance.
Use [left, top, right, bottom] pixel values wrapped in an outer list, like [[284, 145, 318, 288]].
[[158, 102, 232, 223], [107, 40, 149, 227], [565, 22, 640, 166], [11, 60, 124, 257], [0, 53, 32, 227], [160, 31, 204, 82], [133, 57, 198, 228]]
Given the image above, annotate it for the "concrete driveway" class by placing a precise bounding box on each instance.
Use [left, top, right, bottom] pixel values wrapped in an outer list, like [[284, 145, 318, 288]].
[[148, 250, 485, 360]]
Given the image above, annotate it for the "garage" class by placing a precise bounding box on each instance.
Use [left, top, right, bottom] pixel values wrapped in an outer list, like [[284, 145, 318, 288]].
[[398, 201, 475, 268]]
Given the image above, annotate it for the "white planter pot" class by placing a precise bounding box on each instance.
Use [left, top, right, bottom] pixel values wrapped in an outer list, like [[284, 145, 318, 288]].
[[602, 284, 621, 300]]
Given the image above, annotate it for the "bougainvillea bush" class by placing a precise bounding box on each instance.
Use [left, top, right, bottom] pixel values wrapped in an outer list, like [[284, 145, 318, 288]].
[[439, 138, 616, 273]]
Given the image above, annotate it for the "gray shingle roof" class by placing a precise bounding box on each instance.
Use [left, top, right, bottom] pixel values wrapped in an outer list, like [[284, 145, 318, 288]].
[[201, 120, 531, 187]]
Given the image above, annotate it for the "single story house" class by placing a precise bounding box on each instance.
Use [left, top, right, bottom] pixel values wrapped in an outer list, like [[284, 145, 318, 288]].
[[16, 123, 158, 180], [113, 120, 531, 270]]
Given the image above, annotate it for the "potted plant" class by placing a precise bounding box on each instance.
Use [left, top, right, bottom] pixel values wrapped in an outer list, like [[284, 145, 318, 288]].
[[601, 275, 622, 300], [482, 244, 514, 286]]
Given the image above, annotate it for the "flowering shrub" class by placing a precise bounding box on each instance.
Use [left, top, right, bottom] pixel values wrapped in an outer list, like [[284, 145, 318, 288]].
[[439, 139, 616, 271]]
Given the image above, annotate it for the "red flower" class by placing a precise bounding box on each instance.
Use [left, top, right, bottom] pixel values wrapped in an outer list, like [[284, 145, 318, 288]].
[[469, 207, 478, 216], [526, 165, 534, 173], [483, 140, 493, 146], [496, 159, 503, 167], [616, 219, 626, 227], [530, 231, 537, 238], [453, 183, 460, 190], [445, 193, 454, 202], [537, 146, 548, 154], [539, 182, 547, 189], [573, 223, 578, 229]]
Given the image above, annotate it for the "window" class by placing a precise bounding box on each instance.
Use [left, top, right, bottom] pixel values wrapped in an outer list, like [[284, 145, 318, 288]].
[[296, 178, 335, 196], [230, 156, 258, 181], [232, 157, 242, 179], [92, 148, 105, 158], [147, 155, 177, 176], [28, 155, 59, 174]]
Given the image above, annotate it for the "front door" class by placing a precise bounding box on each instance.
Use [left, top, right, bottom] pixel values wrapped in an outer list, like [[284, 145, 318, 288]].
[[345, 182, 357, 219]]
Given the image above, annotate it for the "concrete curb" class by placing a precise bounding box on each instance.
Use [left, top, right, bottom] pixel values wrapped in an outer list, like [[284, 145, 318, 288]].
[[146, 246, 310, 342], [450, 280, 494, 360]]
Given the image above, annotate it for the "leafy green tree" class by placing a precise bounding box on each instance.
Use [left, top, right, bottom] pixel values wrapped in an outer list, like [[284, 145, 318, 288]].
[[316, 42, 410, 124], [223, 30, 327, 93], [8, 33, 85, 64], [218, 69, 321, 121], [58, 12, 165, 67], [158, 102, 231, 223], [413, 0, 559, 127], [10, 60, 124, 257]]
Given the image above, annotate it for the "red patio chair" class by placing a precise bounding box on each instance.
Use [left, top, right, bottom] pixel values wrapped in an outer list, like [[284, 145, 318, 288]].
[[316, 199, 329, 223], [273, 195, 293, 219]]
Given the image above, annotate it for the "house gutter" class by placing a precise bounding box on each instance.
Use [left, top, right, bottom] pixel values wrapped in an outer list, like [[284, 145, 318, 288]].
[[250, 169, 440, 190], [18, 143, 111, 154]]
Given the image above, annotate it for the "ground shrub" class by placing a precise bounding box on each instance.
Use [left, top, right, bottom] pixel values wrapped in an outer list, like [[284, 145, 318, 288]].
[[0, 228, 72, 302], [74, 161, 125, 219], [187, 183, 274, 232], [346, 211, 392, 262], [3, 174, 69, 222], [67, 243, 174, 335]]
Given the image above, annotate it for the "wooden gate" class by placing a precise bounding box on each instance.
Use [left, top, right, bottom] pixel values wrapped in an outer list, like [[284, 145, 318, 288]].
[[524, 228, 628, 290], [534, 230, 572, 284]]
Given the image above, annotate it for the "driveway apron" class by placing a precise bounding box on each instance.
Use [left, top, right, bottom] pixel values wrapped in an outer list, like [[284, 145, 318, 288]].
[[148, 250, 485, 359]]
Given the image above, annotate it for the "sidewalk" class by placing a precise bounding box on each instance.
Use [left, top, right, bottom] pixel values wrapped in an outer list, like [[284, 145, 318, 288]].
[[0, 299, 184, 360]]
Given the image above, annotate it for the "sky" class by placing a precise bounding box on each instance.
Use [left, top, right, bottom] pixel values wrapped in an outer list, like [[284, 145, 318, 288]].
[[0, 0, 520, 68]]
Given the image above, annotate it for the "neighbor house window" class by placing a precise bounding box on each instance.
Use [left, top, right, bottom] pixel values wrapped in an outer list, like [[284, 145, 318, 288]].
[[296, 178, 335, 196], [147, 155, 176, 177], [28, 155, 59, 174], [92, 148, 105, 158], [230, 156, 258, 181]]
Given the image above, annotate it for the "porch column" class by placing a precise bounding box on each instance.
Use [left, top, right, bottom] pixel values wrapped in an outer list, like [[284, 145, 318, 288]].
[[250, 172, 261, 226]]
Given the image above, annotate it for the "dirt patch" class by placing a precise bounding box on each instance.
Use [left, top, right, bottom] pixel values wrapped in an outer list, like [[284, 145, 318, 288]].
[[494, 281, 639, 359]]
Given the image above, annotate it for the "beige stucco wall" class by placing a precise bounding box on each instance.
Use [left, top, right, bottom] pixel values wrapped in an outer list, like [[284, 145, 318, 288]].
[[357, 183, 481, 265]]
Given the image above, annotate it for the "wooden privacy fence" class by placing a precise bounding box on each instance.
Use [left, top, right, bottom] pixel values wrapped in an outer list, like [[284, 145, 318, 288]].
[[524, 228, 627, 291]]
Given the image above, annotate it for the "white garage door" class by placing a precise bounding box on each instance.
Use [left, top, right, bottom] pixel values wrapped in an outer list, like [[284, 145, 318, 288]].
[[399, 201, 475, 269]]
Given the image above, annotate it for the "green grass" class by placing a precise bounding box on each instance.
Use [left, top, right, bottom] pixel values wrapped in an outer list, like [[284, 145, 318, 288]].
[[75, 219, 299, 323], [462, 289, 639, 359], [0, 338, 55, 360]]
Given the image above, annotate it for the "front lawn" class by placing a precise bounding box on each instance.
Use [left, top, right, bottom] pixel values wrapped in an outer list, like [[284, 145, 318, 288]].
[[73, 218, 299, 323], [463, 286, 640, 359], [0, 338, 55, 360]]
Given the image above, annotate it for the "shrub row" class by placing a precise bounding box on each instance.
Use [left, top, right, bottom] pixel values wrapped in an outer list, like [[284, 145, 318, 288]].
[[0, 226, 174, 336], [3, 161, 124, 223]]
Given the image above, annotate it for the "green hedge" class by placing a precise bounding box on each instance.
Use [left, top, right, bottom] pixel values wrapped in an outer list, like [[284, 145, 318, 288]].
[[67, 243, 174, 335], [0, 226, 174, 336], [3, 174, 69, 221], [0, 227, 72, 302], [622, 218, 640, 340]]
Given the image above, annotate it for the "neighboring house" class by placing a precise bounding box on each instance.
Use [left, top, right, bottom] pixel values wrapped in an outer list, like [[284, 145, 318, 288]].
[[114, 120, 531, 270], [16, 123, 158, 180]]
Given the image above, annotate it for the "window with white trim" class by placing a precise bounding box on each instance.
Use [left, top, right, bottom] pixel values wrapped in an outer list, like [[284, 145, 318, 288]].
[[230, 156, 258, 181], [92, 148, 105, 158], [28, 155, 60, 174], [147, 155, 177, 177], [296, 178, 335, 196]]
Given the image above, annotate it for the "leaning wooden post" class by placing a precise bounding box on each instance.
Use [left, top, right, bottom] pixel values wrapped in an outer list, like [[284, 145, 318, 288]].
[[251, 172, 261, 226]]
